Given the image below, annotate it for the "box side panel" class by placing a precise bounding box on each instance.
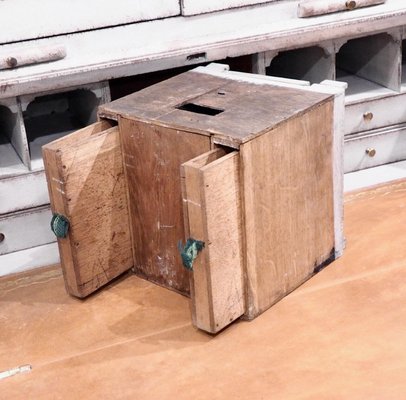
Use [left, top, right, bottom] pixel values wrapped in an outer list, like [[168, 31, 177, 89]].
[[241, 100, 335, 319], [119, 117, 211, 295]]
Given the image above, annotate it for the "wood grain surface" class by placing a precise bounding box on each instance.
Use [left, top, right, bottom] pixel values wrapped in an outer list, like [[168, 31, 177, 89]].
[[182, 149, 245, 333], [101, 71, 331, 148], [42, 121, 133, 297], [119, 117, 211, 295], [241, 100, 335, 319]]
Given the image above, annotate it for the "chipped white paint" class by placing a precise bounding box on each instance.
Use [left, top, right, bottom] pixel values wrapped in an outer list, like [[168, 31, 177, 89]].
[[0, 171, 49, 214], [345, 92, 406, 135], [344, 159, 406, 191], [0, 44, 66, 70], [181, 0, 276, 16], [0, 0, 405, 99], [344, 123, 406, 172], [298, 0, 387, 18], [0, 0, 180, 45]]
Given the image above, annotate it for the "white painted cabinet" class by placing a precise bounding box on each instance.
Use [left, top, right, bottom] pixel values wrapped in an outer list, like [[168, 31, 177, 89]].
[[1, 0, 406, 276], [0, 82, 110, 275]]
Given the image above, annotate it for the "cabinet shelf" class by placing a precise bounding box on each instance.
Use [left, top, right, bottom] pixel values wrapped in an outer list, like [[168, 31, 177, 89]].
[[336, 32, 400, 98], [0, 104, 28, 178], [336, 69, 396, 104]]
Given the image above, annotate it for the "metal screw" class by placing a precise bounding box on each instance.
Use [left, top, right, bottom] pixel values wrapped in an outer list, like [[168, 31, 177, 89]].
[[366, 148, 376, 157], [346, 1, 356, 10], [363, 112, 373, 121]]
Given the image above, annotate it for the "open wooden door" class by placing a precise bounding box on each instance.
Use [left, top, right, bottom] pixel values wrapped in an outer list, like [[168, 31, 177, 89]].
[[42, 120, 133, 298], [181, 148, 245, 333]]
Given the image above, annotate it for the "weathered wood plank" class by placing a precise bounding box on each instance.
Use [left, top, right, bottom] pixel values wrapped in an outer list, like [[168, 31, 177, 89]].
[[241, 100, 335, 319], [103, 72, 331, 149], [182, 149, 245, 333], [119, 117, 211, 295], [42, 122, 133, 297]]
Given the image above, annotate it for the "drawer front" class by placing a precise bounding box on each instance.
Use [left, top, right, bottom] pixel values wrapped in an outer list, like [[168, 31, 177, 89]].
[[0, 242, 59, 277], [0, 171, 49, 215], [181, 148, 245, 334], [344, 124, 406, 173], [0, 205, 55, 255], [345, 93, 406, 135]]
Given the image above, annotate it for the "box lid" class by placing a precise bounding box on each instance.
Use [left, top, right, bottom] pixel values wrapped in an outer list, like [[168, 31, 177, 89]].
[[99, 70, 332, 148]]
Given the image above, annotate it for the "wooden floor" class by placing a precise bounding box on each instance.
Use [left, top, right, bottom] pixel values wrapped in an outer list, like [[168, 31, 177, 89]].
[[1, 180, 406, 399]]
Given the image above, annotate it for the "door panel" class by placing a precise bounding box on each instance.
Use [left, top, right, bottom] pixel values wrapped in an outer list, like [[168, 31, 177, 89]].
[[182, 148, 245, 333], [42, 121, 133, 297]]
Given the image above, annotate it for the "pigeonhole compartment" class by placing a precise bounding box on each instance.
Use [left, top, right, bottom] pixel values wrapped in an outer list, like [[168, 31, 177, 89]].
[[336, 32, 400, 98], [266, 46, 334, 84], [0, 99, 29, 177], [21, 83, 110, 171]]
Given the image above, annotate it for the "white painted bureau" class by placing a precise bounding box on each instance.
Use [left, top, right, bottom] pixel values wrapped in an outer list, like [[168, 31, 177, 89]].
[[1, 0, 405, 276]]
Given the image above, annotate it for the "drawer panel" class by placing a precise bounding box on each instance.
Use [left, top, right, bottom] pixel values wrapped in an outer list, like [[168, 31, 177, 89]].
[[0, 242, 59, 277], [345, 93, 406, 135], [0, 205, 55, 255], [0, 171, 49, 215], [344, 124, 406, 173], [181, 148, 245, 334]]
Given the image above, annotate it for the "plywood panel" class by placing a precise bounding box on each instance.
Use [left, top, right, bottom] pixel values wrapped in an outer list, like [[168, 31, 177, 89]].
[[182, 149, 245, 333], [42, 121, 133, 297], [120, 117, 211, 295], [241, 100, 335, 319]]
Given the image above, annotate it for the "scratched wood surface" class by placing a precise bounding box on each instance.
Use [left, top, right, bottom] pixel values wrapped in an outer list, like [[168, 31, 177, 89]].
[[182, 149, 245, 333], [119, 117, 211, 295], [42, 121, 133, 297], [102, 72, 331, 149], [241, 100, 335, 319]]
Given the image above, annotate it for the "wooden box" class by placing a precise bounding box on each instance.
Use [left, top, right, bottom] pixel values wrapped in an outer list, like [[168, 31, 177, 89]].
[[44, 67, 341, 333], [99, 69, 336, 332]]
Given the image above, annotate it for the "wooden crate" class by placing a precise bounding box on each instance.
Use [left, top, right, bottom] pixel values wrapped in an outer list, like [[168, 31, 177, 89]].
[[98, 70, 336, 332]]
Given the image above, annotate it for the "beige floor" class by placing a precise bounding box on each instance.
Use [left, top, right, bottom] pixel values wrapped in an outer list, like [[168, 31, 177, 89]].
[[1, 180, 406, 399]]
